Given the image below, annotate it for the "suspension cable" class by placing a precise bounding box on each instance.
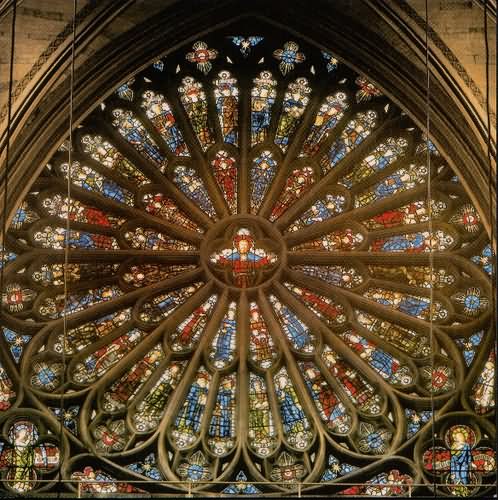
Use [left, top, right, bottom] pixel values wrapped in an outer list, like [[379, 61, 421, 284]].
[[58, 0, 77, 493], [424, 1, 437, 497]]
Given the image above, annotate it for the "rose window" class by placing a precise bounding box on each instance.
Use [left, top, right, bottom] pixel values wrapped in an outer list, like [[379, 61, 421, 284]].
[[0, 27, 494, 497]]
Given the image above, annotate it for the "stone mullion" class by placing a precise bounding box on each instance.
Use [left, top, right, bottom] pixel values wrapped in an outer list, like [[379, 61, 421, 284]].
[[274, 115, 403, 231], [163, 79, 229, 220], [44, 177, 203, 246], [238, 75, 251, 214], [257, 290, 324, 443], [98, 119, 214, 229], [156, 291, 229, 462], [237, 292, 250, 448], [258, 85, 331, 220]]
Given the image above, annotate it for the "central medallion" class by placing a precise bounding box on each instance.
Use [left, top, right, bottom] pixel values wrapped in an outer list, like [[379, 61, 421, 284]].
[[202, 216, 284, 290]]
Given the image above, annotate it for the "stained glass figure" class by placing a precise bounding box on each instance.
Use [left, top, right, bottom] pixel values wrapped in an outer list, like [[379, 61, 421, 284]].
[[209, 302, 237, 368], [369, 230, 454, 253], [116, 78, 134, 101], [339, 331, 413, 385], [285, 283, 346, 325], [38, 286, 122, 319], [270, 166, 315, 221], [364, 288, 448, 321], [341, 469, 414, 496], [186, 41, 218, 74], [321, 110, 377, 173], [251, 71, 277, 145], [2, 328, 31, 363], [274, 78, 311, 151], [34, 225, 119, 250], [178, 77, 215, 149], [60, 162, 134, 205], [214, 71, 239, 145], [250, 150, 278, 212], [123, 227, 195, 251], [300, 361, 351, 433], [71, 466, 141, 494], [138, 283, 203, 323], [470, 348, 495, 414], [270, 451, 306, 485], [274, 367, 312, 449], [210, 228, 277, 288], [81, 134, 149, 184], [368, 265, 455, 289], [208, 373, 236, 455], [249, 302, 277, 368], [248, 373, 277, 456], [142, 192, 202, 232], [338, 137, 408, 188], [132, 361, 186, 432], [141, 91, 189, 156], [355, 310, 431, 358], [172, 165, 217, 218], [355, 166, 431, 209], [291, 228, 364, 252], [54, 309, 131, 355], [273, 41, 305, 75], [122, 264, 196, 288], [269, 295, 315, 352], [112, 109, 167, 168], [33, 262, 119, 287], [355, 76, 383, 102], [229, 36, 264, 57], [222, 471, 261, 494], [0, 421, 59, 493], [292, 264, 363, 288], [10, 202, 38, 229], [423, 424, 496, 496], [211, 150, 238, 213], [301, 93, 348, 156], [72, 328, 147, 384], [102, 345, 164, 412], [0, 248, 16, 269], [322, 346, 383, 415], [287, 193, 346, 231], [172, 368, 211, 448], [321, 51, 339, 72], [0, 363, 15, 411]]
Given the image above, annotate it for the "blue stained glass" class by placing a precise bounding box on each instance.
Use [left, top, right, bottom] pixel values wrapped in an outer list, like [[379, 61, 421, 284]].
[[251, 71, 277, 146], [112, 109, 167, 169], [269, 295, 314, 352], [287, 193, 346, 232], [208, 374, 236, 455], [250, 151, 278, 213], [321, 455, 358, 481], [455, 331, 484, 366], [127, 453, 162, 480], [141, 91, 189, 156], [471, 244, 494, 276], [173, 368, 211, 448], [209, 302, 237, 369], [214, 71, 239, 145], [370, 230, 454, 253], [173, 166, 217, 219], [2, 328, 31, 363], [321, 110, 377, 173], [405, 408, 432, 439], [222, 472, 261, 494], [321, 51, 339, 72], [50, 405, 79, 435], [0, 248, 16, 269], [229, 36, 263, 56]]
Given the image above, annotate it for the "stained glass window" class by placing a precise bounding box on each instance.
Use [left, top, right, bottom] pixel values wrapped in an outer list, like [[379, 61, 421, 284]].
[[0, 28, 494, 499]]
